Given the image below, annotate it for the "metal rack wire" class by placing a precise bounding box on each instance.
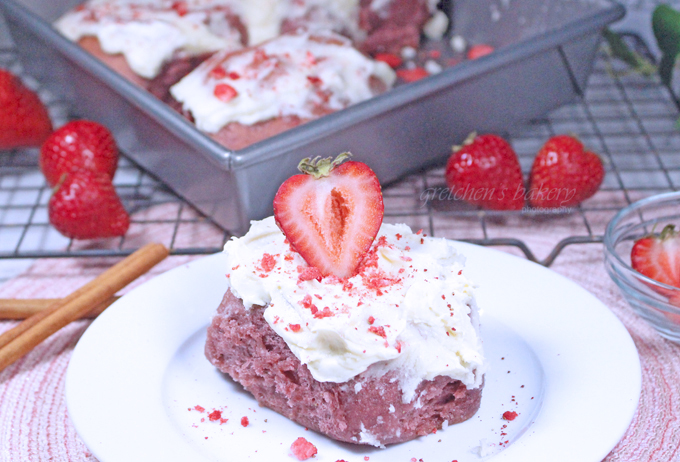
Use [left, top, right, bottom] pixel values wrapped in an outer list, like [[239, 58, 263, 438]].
[[1, 36, 679, 265]]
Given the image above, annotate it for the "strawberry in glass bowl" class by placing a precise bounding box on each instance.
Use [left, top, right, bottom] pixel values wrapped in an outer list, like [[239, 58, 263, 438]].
[[604, 191, 680, 343]]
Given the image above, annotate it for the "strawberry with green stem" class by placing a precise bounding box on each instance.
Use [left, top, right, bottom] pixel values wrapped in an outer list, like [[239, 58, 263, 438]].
[[273, 153, 383, 279], [42, 119, 128, 240], [445, 133, 525, 210]]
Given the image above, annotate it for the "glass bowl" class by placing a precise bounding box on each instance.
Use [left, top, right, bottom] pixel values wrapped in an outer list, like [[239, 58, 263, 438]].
[[604, 191, 680, 343]]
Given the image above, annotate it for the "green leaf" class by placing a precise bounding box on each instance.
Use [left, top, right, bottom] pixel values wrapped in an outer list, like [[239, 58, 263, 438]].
[[652, 4, 680, 86], [602, 29, 657, 76]]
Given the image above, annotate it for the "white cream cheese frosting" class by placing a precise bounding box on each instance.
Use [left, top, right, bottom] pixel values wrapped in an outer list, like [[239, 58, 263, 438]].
[[170, 31, 396, 132], [54, 0, 244, 79], [224, 216, 485, 402], [231, 0, 361, 46], [231, 0, 440, 46]]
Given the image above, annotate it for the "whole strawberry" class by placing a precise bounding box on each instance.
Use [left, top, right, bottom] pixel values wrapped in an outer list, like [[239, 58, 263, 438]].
[[528, 135, 604, 208], [273, 152, 383, 279], [48, 170, 130, 239], [0, 69, 52, 150], [40, 120, 118, 187], [445, 133, 525, 210]]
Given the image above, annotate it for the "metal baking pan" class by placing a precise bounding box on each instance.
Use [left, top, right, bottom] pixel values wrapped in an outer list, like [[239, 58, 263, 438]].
[[0, 0, 625, 234]]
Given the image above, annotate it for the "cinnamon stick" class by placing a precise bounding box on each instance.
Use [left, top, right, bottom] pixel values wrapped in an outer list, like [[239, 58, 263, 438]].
[[0, 297, 118, 319], [0, 243, 168, 372]]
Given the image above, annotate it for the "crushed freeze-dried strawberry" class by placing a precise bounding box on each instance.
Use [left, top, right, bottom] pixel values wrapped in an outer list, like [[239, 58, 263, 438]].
[[193, 405, 205, 412], [368, 316, 375, 325], [214, 83, 238, 102], [298, 266, 323, 282], [363, 272, 400, 291], [374, 52, 403, 68], [171, 1, 188, 16], [313, 307, 333, 319], [291, 437, 317, 460], [241, 416, 249, 427], [208, 410, 222, 421], [299, 294, 314, 309], [502, 411, 518, 421], [209, 66, 227, 79], [369, 326, 386, 338], [260, 253, 277, 272], [396, 67, 429, 82], [467, 44, 494, 60], [289, 323, 301, 332], [305, 51, 317, 65]]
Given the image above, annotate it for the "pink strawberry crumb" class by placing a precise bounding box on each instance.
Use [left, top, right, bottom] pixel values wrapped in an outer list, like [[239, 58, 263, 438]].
[[208, 410, 222, 421], [290, 437, 317, 460], [502, 411, 518, 421], [297, 266, 323, 282], [241, 416, 249, 427], [260, 253, 277, 272], [369, 326, 386, 338], [313, 307, 334, 319], [214, 83, 238, 102]]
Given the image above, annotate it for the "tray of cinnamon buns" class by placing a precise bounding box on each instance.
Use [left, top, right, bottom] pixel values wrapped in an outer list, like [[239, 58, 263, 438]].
[[0, 0, 624, 233]]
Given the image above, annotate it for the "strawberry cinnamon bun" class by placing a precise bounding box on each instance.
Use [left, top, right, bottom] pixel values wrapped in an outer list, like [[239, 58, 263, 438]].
[[206, 216, 485, 446], [170, 31, 396, 149], [54, 0, 247, 96]]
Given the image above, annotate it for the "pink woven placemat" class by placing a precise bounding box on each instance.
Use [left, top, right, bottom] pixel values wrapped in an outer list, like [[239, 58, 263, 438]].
[[0, 225, 678, 461]]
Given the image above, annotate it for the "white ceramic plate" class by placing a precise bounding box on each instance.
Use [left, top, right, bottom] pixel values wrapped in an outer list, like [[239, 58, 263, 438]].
[[66, 243, 641, 462]]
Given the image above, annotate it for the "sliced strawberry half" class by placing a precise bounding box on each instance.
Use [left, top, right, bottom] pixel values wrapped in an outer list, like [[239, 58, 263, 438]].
[[631, 224, 680, 307], [273, 153, 384, 279]]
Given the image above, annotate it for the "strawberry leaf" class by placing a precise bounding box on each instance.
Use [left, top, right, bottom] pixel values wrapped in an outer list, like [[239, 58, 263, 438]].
[[652, 4, 680, 87], [602, 29, 656, 77]]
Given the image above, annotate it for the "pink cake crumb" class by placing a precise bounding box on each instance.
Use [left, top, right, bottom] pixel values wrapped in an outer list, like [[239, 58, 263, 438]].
[[291, 437, 317, 460]]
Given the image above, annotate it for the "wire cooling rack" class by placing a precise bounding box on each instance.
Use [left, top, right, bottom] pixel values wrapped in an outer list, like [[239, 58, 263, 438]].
[[1, 35, 679, 265]]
